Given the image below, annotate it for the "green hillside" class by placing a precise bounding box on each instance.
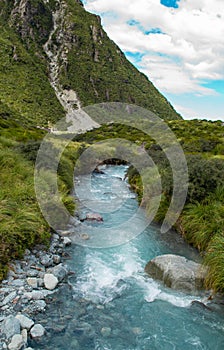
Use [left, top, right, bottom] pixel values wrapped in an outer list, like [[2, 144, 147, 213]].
[[0, 0, 180, 128]]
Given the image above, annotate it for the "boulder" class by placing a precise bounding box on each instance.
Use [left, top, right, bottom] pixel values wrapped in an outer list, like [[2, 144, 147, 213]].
[[145, 254, 208, 293]]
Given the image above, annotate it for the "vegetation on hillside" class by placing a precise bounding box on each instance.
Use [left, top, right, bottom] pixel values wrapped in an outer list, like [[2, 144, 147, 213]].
[[0, 0, 180, 129], [60, 0, 180, 120]]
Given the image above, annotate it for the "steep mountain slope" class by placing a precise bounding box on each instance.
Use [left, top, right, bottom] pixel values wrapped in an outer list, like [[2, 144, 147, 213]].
[[0, 0, 181, 129]]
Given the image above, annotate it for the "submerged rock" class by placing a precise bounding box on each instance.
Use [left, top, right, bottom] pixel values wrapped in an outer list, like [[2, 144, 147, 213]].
[[145, 254, 208, 293], [101, 327, 111, 337], [86, 213, 103, 222]]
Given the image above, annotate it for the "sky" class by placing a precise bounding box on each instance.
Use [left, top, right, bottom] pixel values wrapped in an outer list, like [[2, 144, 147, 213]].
[[81, 0, 224, 121]]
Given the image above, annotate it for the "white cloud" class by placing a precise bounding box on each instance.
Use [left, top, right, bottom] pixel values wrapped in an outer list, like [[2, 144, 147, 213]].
[[139, 55, 216, 95], [173, 104, 200, 120], [83, 0, 224, 96]]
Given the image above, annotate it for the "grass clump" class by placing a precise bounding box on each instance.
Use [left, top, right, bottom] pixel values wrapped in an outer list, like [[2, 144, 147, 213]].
[[0, 145, 50, 280]]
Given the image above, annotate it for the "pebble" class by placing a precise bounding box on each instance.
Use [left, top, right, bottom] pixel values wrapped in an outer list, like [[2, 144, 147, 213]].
[[1, 291, 17, 306], [81, 233, 90, 240], [53, 255, 61, 264], [8, 334, 24, 350], [21, 328, 28, 344], [26, 278, 37, 289], [10, 280, 25, 287], [15, 314, 34, 330], [101, 327, 111, 337], [40, 254, 54, 267], [30, 324, 45, 339]]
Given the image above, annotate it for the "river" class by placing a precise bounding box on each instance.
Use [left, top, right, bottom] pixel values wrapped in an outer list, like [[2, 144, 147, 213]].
[[32, 165, 224, 350]]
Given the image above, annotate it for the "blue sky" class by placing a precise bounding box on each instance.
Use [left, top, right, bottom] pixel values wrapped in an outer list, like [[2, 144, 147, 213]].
[[82, 0, 224, 121]]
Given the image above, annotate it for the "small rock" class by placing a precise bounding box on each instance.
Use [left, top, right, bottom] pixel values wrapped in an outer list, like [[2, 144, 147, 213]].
[[70, 339, 79, 349], [21, 329, 28, 345], [63, 237, 72, 246], [37, 278, 44, 287], [52, 233, 60, 240], [30, 324, 45, 339], [24, 348, 34, 350], [1, 315, 21, 339], [44, 274, 58, 290], [15, 314, 34, 330], [27, 300, 46, 314], [27, 278, 37, 289], [81, 234, 89, 240], [86, 213, 103, 222], [1, 304, 9, 310], [47, 264, 69, 282], [101, 327, 111, 337], [10, 279, 25, 287], [132, 327, 142, 335], [40, 254, 53, 267], [1, 291, 17, 306], [26, 270, 39, 278], [8, 334, 24, 350], [53, 255, 61, 264], [24, 291, 44, 300]]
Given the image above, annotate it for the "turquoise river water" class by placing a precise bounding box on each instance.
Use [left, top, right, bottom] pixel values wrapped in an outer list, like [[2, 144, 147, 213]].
[[32, 165, 224, 350]]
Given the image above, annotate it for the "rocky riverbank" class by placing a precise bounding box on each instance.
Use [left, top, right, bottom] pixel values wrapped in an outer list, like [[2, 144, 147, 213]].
[[0, 233, 73, 350]]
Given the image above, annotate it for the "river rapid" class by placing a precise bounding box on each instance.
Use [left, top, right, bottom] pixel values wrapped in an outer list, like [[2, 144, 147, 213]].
[[32, 165, 224, 350]]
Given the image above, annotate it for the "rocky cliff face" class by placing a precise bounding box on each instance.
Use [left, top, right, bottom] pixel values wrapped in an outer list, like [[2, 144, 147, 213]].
[[0, 0, 181, 128]]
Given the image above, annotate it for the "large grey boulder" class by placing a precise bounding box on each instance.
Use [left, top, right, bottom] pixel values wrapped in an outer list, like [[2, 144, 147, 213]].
[[145, 254, 208, 293]]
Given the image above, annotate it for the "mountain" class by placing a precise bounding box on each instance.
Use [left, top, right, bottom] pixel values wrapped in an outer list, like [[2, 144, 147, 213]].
[[0, 0, 181, 129]]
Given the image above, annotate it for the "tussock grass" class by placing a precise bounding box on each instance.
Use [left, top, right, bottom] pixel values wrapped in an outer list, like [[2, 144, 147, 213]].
[[0, 146, 50, 279]]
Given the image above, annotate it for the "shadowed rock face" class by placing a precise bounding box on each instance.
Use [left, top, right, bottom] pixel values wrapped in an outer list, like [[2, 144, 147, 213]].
[[145, 254, 208, 293]]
